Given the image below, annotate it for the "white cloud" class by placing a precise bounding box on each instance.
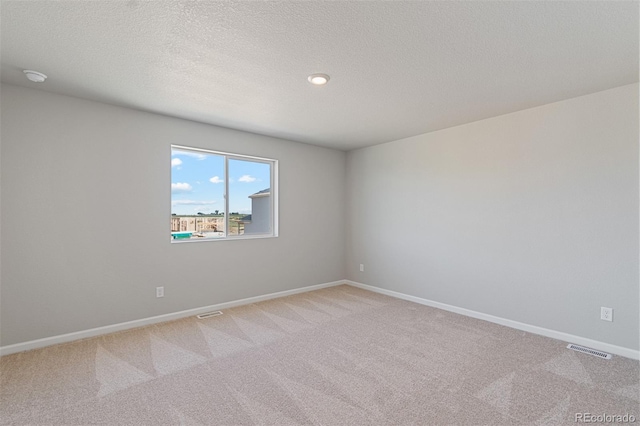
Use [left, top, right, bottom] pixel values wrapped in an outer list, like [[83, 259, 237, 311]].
[[171, 200, 217, 206], [171, 182, 193, 193], [209, 176, 224, 184], [172, 150, 207, 160], [171, 158, 182, 168], [238, 175, 256, 183]]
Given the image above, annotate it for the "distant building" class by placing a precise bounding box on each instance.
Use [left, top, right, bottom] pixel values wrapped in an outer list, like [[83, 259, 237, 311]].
[[171, 216, 224, 233], [171, 188, 270, 237], [243, 188, 270, 234]]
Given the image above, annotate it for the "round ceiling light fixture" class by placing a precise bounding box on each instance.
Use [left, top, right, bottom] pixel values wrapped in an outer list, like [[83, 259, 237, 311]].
[[23, 70, 47, 83], [308, 73, 330, 86]]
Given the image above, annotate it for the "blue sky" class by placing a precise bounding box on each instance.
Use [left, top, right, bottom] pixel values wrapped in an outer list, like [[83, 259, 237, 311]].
[[171, 148, 270, 215]]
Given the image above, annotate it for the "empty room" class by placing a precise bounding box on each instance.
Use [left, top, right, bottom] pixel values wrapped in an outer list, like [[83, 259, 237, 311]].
[[1, 1, 638, 425]]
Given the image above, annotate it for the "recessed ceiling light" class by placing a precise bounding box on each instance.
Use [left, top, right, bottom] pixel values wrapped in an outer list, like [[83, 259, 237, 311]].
[[23, 70, 47, 83], [308, 73, 330, 86]]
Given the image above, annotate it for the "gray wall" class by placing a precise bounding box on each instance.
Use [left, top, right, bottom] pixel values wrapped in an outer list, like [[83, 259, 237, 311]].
[[0, 84, 346, 346], [2, 82, 638, 352], [346, 83, 639, 351]]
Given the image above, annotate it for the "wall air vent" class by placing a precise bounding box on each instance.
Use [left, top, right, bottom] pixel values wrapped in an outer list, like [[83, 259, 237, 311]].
[[197, 311, 223, 319], [567, 344, 612, 360]]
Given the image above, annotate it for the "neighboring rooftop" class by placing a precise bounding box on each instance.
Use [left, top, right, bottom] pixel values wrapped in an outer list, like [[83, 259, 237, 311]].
[[249, 188, 271, 198]]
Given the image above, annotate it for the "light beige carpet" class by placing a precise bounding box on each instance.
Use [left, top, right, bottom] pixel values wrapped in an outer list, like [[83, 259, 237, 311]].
[[1, 285, 638, 425]]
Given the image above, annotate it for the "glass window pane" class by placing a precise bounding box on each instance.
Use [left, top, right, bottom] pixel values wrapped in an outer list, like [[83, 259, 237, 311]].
[[171, 148, 226, 240], [228, 158, 271, 236]]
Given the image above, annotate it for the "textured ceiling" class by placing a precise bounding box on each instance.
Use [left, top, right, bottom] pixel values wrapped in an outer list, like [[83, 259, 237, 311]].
[[1, 1, 638, 150]]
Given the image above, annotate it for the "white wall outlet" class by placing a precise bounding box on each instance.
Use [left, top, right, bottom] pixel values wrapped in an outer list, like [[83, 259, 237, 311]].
[[600, 307, 612, 322], [156, 286, 164, 298], [359, 264, 364, 272]]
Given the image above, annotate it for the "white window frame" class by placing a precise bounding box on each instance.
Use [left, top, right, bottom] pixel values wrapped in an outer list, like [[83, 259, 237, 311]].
[[171, 144, 278, 242]]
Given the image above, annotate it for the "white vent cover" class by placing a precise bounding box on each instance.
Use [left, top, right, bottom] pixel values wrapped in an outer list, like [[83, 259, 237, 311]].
[[197, 311, 223, 319], [567, 344, 612, 360]]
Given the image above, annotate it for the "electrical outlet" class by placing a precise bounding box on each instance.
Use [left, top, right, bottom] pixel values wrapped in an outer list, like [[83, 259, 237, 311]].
[[600, 307, 612, 322], [156, 286, 164, 298], [359, 264, 364, 272]]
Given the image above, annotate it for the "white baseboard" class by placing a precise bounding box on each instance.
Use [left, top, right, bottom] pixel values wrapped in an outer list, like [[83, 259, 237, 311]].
[[346, 280, 639, 361], [0, 280, 345, 356], [5, 279, 637, 361]]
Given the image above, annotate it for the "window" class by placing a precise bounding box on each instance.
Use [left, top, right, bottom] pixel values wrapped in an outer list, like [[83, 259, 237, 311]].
[[170, 145, 277, 242]]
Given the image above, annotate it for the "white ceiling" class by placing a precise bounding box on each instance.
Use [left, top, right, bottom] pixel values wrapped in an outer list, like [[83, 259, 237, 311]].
[[1, 1, 638, 151]]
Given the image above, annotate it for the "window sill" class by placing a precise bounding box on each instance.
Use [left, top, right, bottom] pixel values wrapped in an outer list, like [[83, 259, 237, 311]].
[[170, 234, 278, 243]]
